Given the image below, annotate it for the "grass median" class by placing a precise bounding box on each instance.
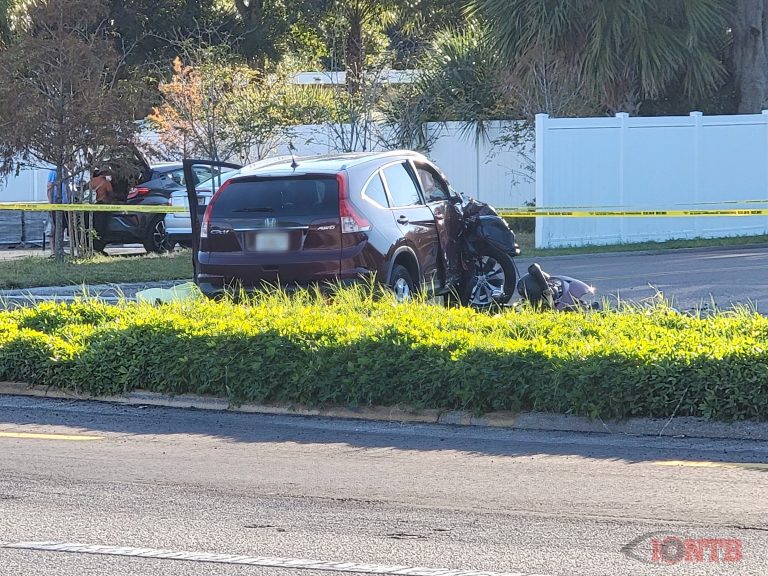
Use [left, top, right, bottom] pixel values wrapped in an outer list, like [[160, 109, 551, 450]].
[[0, 250, 193, 290], [1, 287, 766, 422], [1, 232, 766, 291]]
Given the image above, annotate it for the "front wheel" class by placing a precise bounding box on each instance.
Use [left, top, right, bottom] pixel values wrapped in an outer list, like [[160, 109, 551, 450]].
[[143, 217, 175, 254], [461, 246, 516, 309]]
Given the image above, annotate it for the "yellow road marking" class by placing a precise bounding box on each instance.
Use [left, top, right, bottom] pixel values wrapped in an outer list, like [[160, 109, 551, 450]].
[[0, 431, 103, 441], [653, 460, 768, 471]]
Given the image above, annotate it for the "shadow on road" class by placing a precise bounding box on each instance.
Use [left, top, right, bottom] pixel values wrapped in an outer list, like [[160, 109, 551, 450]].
[[1, 395, 768, 468]]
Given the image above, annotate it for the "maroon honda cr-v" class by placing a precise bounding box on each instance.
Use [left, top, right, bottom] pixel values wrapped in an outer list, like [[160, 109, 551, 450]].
[[185, 151, 465, 299]]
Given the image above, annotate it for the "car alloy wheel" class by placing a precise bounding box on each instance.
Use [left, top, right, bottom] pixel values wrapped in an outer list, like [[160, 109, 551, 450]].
[[468, 255, 506, 307], [144, 217, 173, 253]]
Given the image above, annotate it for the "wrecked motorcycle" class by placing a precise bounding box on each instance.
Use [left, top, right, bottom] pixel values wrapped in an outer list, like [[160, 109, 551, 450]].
[[457, 198, 598, 310]]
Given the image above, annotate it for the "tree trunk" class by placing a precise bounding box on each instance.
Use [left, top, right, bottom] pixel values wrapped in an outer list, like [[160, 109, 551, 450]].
[[54, 165, 65, 262], [234, 0, 263, 29], [734, 0, 768, 113], [345, 12, 364, 95]]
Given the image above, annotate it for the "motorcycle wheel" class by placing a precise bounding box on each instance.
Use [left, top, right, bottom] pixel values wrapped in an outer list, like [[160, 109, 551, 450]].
[[143, 217, 174, 254], [461, 246, 517, 309]]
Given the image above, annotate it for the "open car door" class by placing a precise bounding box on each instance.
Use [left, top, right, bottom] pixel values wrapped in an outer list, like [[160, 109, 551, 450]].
[[183, 159, 243, 281]]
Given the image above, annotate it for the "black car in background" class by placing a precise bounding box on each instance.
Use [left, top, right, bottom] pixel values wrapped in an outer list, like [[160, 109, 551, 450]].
[[93, 157, 218, 253]]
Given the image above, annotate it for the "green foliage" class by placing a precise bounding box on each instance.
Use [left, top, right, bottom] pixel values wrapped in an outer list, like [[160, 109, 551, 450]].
[[148, 43, 337, 162], [0, 0, 14, 46], [471, 0, 731, 114], [385, 20, 511, 147], [1, 289, 767, 422]]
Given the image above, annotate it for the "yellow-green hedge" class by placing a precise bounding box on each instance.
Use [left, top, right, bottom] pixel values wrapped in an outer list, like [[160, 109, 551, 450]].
[[1, 289, 767, 421]]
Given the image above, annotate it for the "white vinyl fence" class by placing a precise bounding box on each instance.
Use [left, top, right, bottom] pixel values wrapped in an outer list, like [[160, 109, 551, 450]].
[[7, 112, 768, 249], [275, 121, 535, 208], [1, 123, 534, 210], [536, 111, 768, 248]]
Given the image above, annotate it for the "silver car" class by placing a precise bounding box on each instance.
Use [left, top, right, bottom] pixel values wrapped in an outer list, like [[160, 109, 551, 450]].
[[165, 168, 238, 248]]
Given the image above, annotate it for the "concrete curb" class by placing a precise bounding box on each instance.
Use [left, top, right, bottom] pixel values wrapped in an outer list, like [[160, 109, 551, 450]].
[[4, 382, 768, 441]]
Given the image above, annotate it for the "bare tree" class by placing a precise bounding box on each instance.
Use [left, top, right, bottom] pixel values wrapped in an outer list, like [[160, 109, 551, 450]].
[[323, 68, 390, 153], [148, 30, 333, 164], [0, 0, 141, 260]]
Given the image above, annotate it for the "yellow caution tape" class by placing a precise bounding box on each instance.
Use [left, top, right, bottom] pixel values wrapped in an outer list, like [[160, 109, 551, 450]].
[[3, 203, 768, 217], [499, 208, 768, 218], [0, 202, 185, 213], [500, 199, 768, 211]]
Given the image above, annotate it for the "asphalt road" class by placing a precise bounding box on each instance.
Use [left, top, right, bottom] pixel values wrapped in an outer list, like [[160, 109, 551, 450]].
[[2, 244, 766, 313], [1, 396, 767, 576], [518, 245, 768, 313]]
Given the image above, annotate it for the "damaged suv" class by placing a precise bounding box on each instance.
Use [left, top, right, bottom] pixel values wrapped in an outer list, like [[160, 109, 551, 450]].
[[184, 151, 515, 303]]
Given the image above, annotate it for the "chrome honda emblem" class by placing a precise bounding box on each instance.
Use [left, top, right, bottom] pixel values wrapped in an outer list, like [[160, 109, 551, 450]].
[[264, 217, 277, 228]]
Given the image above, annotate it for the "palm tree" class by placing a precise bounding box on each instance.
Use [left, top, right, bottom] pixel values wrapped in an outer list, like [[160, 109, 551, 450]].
[[470, 0, 729, 114], [411, 21, 506, 131], [731, 0, 768, 113], [331, 0, 397, 94]]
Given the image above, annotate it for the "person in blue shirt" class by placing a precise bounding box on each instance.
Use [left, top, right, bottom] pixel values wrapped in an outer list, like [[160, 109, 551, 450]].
[[47, 169, 70, 204], [47, 169, 71, 252]]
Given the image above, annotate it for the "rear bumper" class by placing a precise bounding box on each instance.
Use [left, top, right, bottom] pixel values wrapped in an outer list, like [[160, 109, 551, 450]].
[[166, 230, 193, 244], [196, 270, 375, 299]]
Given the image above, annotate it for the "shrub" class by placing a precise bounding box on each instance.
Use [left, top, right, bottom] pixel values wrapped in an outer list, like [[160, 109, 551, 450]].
[[1, 290, 766, 421]]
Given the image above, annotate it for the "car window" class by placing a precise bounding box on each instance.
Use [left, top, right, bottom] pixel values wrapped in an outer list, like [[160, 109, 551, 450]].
[[382, 163, 422, 207], [210, 177, 339, 219], [363, 172, 389, 207], [198, 169, 238, 191], [168, 169, 185, 185], [193, 167, 214, 184], [415, 164, 451, 202]]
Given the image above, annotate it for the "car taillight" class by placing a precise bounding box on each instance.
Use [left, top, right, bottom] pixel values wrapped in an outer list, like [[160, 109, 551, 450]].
[[127, 186, 150, 199], [337, 173, 370, 233], [200, 179, 232, 239]]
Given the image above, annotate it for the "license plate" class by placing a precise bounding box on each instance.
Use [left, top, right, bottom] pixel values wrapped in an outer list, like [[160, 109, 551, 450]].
[[253, 231, 290, 252]]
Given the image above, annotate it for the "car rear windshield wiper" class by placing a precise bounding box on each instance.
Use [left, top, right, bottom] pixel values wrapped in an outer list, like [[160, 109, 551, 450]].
[[232, 207, 274, 213]]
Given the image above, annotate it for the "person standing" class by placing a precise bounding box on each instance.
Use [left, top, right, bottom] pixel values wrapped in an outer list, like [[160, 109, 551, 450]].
[[46, 168, 70, 254], [89, 168, 114, 240], [90, 168, 114, 203]]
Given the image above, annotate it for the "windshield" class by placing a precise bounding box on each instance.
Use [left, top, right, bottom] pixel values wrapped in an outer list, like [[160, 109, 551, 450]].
[[197, 169, 240, 192], [210, 176, 339, 219]]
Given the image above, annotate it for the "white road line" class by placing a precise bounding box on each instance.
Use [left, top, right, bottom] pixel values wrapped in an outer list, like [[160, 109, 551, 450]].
[[4, 541, 550, 576]]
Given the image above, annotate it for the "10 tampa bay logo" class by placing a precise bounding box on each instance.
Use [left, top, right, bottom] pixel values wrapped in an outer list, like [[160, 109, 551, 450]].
[[622, 531, 743, 564]]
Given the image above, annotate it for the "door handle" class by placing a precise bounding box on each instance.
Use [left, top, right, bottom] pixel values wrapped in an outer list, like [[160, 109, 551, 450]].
[[397, 215, 409, 225]]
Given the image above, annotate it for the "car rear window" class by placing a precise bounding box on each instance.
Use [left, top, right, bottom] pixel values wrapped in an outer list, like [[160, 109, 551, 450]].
[[211, 177, 339, 219]]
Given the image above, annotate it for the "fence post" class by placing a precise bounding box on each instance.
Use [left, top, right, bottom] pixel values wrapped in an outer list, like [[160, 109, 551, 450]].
[[475, 134, 481, 201], [535, 113, 548, 249], [616, 112, 629, 242], [763, 110, 768, 233], [690, 111, 703, 237]]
